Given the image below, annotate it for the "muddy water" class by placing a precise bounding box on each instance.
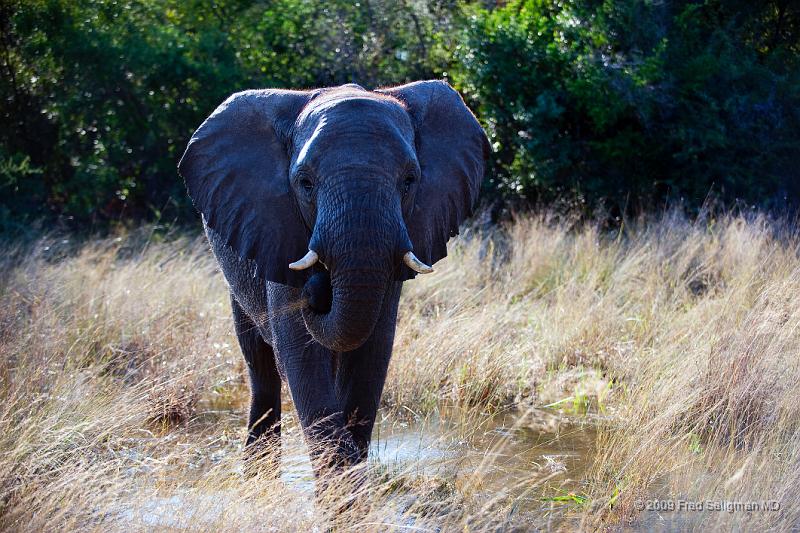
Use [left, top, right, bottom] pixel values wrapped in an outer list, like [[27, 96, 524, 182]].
[[284, 407, 596, 500], [127, 404, 597, 528]]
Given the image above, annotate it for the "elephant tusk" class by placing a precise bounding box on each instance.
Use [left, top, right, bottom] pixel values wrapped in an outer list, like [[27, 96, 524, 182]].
[[289, 249, 319, 270], [403, 251, 433, 274]]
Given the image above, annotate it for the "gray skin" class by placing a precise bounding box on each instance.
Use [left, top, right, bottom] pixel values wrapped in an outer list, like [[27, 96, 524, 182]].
[[178, 81, 488, 477]]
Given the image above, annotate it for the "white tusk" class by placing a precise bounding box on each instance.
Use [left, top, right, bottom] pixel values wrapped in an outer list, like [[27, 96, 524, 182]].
[[289, 250, 319, 270], [403, 251, 434, 274]]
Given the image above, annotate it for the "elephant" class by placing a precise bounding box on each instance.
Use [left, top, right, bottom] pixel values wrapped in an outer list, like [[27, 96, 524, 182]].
[[178, 80, 489, 478]]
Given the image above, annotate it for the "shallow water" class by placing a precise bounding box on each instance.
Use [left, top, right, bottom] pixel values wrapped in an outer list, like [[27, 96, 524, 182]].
[[124, 404, 597, 528], [279, 406, 596, 496]]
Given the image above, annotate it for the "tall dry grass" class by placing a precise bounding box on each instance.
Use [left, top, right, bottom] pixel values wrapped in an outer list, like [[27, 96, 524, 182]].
[[0, 212, 797, 531]]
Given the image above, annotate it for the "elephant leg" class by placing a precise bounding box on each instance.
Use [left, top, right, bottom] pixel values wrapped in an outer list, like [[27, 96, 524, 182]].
[[336, 282, 403, 461], [264, 283, 361, 477], [231, 295, 282, 470], [281, 341, 361, 474], [335, 344, 391, 462]]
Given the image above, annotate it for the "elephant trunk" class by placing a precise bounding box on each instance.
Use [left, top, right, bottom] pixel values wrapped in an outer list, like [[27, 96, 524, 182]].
[[301, 250, 390, 352], [300, 186, 406, 353]]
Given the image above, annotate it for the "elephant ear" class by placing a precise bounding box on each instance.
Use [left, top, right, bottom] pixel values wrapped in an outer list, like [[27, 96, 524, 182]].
[[178, 89, 314, 287], [378, 81, 489, 278]]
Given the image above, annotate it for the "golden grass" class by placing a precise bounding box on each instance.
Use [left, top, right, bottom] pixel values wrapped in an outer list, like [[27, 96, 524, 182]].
[[0, 212, 798, 531]]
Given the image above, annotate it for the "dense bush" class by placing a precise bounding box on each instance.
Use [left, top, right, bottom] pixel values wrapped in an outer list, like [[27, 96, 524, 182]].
[[1, 0, 799, 230], [0, 0, 456, 230], [454, 0, 800, 211]]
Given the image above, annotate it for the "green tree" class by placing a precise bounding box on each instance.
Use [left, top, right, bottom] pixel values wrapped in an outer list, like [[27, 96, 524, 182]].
[[454, 0, 800, 212], [2, 0, 799, 229], [0, 0, 455, 230]]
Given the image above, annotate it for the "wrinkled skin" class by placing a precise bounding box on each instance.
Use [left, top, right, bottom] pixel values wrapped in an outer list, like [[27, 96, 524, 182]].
[[179, 81, 488, 479]]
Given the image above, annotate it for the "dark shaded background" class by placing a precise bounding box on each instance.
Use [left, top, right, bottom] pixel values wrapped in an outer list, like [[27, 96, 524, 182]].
[[2, 0, 799, 233]]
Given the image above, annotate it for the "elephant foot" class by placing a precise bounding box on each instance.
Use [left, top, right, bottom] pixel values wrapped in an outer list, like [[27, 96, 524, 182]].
[[242, 435, 281, 479], [315, 461, 370, 520]]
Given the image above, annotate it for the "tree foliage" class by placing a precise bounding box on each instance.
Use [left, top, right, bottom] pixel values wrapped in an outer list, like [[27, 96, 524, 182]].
[[454, 0, 800, 211], [0, 0, 456, 229], [1, 0, 799, 230]]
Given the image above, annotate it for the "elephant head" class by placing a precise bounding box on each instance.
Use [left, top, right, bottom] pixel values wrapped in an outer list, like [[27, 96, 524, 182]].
[[178, 81, 489, 352]]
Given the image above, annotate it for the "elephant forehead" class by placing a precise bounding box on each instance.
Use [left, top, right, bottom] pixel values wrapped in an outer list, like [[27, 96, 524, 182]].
[[294, 104, 415, 168], [298, 94, 412, 135]]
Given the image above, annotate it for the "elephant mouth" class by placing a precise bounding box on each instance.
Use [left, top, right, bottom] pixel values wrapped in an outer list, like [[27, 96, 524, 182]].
[[301, 272, 333, 314]]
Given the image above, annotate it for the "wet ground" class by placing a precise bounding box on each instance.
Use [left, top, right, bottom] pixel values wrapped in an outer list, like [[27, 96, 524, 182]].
[[123, 402, 598, 529]]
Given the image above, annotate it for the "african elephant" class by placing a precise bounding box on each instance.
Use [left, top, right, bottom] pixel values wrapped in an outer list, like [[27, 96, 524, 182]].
[[178, 80, 488, 477]]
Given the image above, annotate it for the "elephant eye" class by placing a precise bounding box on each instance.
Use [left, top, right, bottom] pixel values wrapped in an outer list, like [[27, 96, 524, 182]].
[[402, 173, 416, 195], [299, 178, 314, 193]]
